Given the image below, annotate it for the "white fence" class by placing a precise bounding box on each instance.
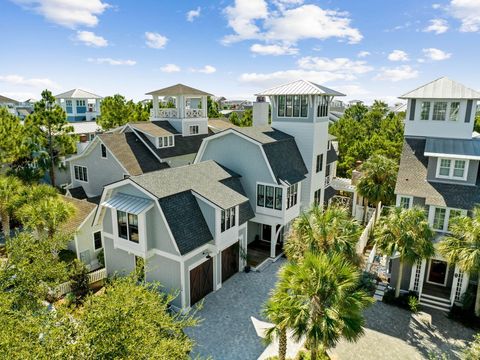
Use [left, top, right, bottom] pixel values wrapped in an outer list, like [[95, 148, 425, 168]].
[[54, 267, 107, 297], [356, 202, 382, 256]]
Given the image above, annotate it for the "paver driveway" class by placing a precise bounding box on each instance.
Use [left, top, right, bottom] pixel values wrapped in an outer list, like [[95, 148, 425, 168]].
[[185, 258, 285, 360], [187, 258, 475, 360]]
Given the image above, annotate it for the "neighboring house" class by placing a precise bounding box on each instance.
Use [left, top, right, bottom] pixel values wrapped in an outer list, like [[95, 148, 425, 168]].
[[195, 79, 346, 261], [0, 94, 19, 115], [62, 196, 103, 270], [55, 89, 102, 122], [96, 160, 254, 309], [391, 77, 480, 311]]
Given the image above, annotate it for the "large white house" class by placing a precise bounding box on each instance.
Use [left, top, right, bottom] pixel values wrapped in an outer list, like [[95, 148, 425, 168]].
[[55, 89, 102, 122], [391, 77, 480, 311]]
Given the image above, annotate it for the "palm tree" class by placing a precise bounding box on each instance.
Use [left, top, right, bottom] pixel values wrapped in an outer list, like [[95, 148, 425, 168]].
[[375, 206, 435, 297], [438, 207, 480, 316], [356, 154, 398, 224], [284, 204, 361, 263], [17, 196, 75, 239], [0, 175, 24, 239], [276, 252, 373, 359]]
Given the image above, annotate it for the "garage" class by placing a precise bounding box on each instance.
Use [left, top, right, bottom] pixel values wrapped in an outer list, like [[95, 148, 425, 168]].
[[221, 242, 239, 283], [189, 258, 214, 307]]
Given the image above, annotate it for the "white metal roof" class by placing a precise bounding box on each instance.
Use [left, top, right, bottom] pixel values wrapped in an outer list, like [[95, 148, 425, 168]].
[[399, 77, 480, 99], [55, 89, 102, 99], [102, 193, 153, 215], [70, 121, 101, 134], [255, 79, 345, 97]]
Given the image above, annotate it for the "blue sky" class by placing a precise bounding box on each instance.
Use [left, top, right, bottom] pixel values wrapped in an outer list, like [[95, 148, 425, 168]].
[[1, 0, 479, 104]]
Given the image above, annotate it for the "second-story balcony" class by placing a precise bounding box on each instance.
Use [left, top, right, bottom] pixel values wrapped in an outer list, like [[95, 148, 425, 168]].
[[150, 107, 206, 119]]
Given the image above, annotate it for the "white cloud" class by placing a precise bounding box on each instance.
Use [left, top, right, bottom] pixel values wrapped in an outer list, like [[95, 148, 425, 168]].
[[186, 7, 201, 22], [87, 58, 136, 66], [374, 65, 419, 82], [449, 0, 480, 32], [387, 50, 409, 62], [11, 0, 109, 28], [297, 56, 373, 74], [191, 65, 217, 74], [422, 47, 452, 61], [145, 32, 168, 49], [75, 30, 108, 47], [424, 18, 449, 34], [432, 3, 442, 9], [250, 43, 298, 55], [0, 74, 60, 89], [160, 64, 181, 73], [357, 51, 370, 58], [222, 1, 362, 45]]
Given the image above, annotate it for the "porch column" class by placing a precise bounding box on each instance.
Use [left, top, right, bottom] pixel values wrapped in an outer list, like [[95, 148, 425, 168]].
[[202, 95, 207, 117], [152, 95, 159, 118], [177, 95, 184, 118], [451, 265, 470, 305], [351, 191, 357, 218], [270, 225, 276, 258]]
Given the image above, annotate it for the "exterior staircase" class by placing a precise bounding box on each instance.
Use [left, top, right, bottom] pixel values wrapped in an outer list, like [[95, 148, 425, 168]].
[[419, 293, 451, 312], [374, 281, 388, 301]]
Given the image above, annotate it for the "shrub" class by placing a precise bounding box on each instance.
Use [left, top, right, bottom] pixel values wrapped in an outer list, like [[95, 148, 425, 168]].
[[408, 296, 420, 313], [358, 271, 377, 294], [383, 289, 419, 312], [97, 249, 105, 268], [58, 249, 76, 263], [448, 284, 480, 329], [64, 292, 76, 307], [70, 259, 90, 303]]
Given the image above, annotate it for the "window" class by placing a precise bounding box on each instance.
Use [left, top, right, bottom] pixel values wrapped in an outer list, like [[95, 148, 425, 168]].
[[286, 183, 298, 209], [399, 196, 412, 209], [93, 231, 102, 250], [101, 144, 107, 158], [278, 95, 286, 117], [65, 100, 73, 113], [285, 95, 293, 116], [76, 100, 86, 107], [117, 210, 139, 243], [74, 165, 88, 182], [274, 188, 282, 210], [158, 135, 174, 148], [300, 96, 308, 117], [277, 95, 308, 118], [221, 207, 236, 232], [265, 186, 274, 209], [314, 189, 322, 204], [432, 102, 447, 121], [436, 158, 468, 180], [449, 102, 460, 121], [66, 100, 72, 106], [316, 154, 323, 173], [293, 95, 301, 117], [420, 102, 430, 120], [317, 96, 329, 117], [257, 184, 265, 206], [433, 208, 446, 230], [325, 163, 331, 186], [189, 125, 199, 135]]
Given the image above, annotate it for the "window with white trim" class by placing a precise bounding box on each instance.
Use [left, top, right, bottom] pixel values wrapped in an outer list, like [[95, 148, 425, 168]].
[[433, 207, 446, 230], [93, 231, 102, 250], [277, 95, 308, 118], [257, 184, 283, 210], [436, 158, 468, 180], [399, 196, 412, 209], [221, 207, 236, 232], [76, 100, 86, 107], [189, 125, 199, 135], [286, 183, 298, 209], [432, 207, 466, 232], [449, 102, 460, 121], [158, 135, 174, 148], [101, 144, 107, 158], [432, 102, 447, 121], [316, 154, 323, 173], [74, 165, 88, 182], [117, 210, 139, 243], [314, 189, 322, 205], [420, 102, 430, 120]]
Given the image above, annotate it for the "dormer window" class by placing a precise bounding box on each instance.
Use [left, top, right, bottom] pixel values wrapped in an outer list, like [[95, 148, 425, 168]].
[[436, 158, 468, 180], [221, 206, 236, 232], [158, 135, 174, 148], [117, 210, 139, 243]]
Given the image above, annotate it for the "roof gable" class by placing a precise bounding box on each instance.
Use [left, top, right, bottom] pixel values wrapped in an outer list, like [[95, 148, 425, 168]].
[[61, 196, 97, 233], [54, 89, 102, 99], [255, 79, 345, 96], [146, 84, 212, 96], [400, 77, 480, 99], [0, 95, 19, 104]]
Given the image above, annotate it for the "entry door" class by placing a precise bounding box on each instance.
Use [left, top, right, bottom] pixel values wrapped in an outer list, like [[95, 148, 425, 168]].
[[262, 224, 272, 242], [189, 258, 214, 306], [222, 242, 239, 283], [428, 260, 448, 286]]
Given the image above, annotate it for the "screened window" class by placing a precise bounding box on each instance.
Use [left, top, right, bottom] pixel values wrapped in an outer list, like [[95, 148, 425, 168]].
[[221, 207, 236, 232], [265, 186, 274, 209], [420, 102, 430, 120], [316, 154, 323, 173], [432, 102, 447, 121], [101, 144, 107, 158], [286, 183, 298, 209], [274, 188, 282, 210], [399, 196, 411, 209], [117, 210, 138, 243], [449, 102, 460, 121], [433, 208, 446, 230], [74, 165, 88, 182], [93, 231, 102, 250]]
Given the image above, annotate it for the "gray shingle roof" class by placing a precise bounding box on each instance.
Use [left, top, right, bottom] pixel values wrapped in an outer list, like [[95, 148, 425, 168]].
[[130, 121, 179, 138], [136, 131, 210, 159], [130, 160, 248, 209], [395, 137, 480, 209], [425, 138, 480, 159], [159, 191, 213, 255], [231, 126, 308, 185], [220, 177, 255, 224]]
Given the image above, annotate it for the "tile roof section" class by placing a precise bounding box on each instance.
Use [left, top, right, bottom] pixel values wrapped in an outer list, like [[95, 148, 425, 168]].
[[146, 83, 213, 96], [159, 191, 213, 255], [395, 137, 480, 209], [255, 79, 345, 97], [99, 132, 169, 175], [399, 77, 480, 99]]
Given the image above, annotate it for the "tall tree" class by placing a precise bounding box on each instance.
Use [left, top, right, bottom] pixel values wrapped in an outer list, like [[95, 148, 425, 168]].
[[0, 175, 24, 239], [229, 111, 240, 126], [24, 90, 76, 186], [98, 95, 150, 130], [375, 207, 435, 297], [356, 154, 398, 223], [240, 108, 253, 127], [276, 252, 373, 359], [0, 108, 29, 168], [284, 204, 361, 264], [207, 96, 221, 118], [438, 207, 480, 316]]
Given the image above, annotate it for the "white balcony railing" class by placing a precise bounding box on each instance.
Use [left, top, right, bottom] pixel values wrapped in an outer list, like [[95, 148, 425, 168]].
[[324, 175, 332, 187], [157, 108, 178, 118], [185, 108, 205, 118]]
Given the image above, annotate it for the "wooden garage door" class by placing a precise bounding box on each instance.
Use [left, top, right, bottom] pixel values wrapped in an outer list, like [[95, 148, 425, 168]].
[[222, 242, 239, 283], [189, 258, 213, 307]]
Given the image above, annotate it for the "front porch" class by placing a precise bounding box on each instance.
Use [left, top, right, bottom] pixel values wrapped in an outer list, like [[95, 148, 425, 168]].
[[247, 222, 286, 268]]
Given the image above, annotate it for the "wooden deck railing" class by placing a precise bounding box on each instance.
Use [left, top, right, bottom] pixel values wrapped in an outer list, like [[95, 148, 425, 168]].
[[54, 267, 107, 297]]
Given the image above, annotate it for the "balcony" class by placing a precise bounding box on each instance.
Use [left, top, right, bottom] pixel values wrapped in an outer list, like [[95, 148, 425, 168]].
[[150, 108, 205, 120]]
